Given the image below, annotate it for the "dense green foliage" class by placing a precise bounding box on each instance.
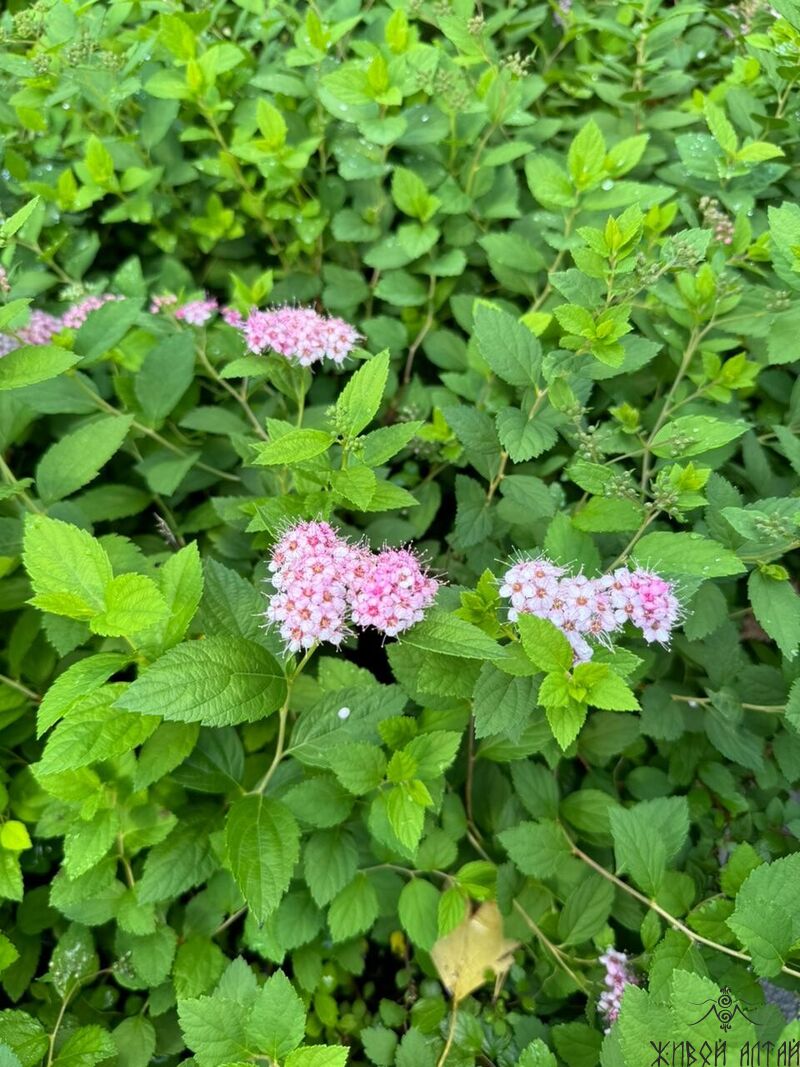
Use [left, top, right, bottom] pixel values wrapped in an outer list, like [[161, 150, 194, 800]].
[[1, 0, 800, 1065]]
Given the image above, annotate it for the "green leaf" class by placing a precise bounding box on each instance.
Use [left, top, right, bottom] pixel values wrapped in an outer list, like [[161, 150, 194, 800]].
[[0, 1012, 49, 1067], [361, 421, 423, 466], [328, 742, 387, 794], [496, 407, 559, 462], [134, 333, 196, 424], [517, 614, 573, 673], [573, 497, 645, 533], [391, 168, 439, 222], [225, 795, 300, 923], [24, 515, 113, 620], [253, 428, 334, 466], [0, 196, 41, 238], [285, 1048, 349, 1067], [649, 416, 747, 459], [567, 120, 606, 189], [398, 878, 439, 951], [247, 970, 305, 1061], [519, 1039, 558, 1067], [334, 351, 390, 437], [748, 570, 800, 660], [610, 796, 689, 895], [727, 853, 800, 977], [545, 700, 587, 750], [178, 997, 251, 1067], [473, 303, 542, 387], [472, 665, 538, 740], [498, 820, 571, 878], [112, 1018, 157, 1067], [631, 532, 745, 578], [385, 785, 426, 852], [52, 1025, 115, 1067], [401, 611, 505, 661], [35, 415, 133, 503], [36, 686, 158, 776], [0, 345, 79, 391], [115, 637, 286, 726], [153, 540, 204, 650], [90, 573, 167, 639], [328, 874, 379, 942], [37, 652, 129, 736], [303, 828, 359, 907], [558, 874, 614, 945]]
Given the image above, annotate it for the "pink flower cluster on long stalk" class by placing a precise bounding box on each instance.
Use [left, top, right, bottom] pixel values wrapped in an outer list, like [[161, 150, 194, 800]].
[[499, 556, 680, 663], [266, 521, 439, 653], [598, 949, 638, 1030]]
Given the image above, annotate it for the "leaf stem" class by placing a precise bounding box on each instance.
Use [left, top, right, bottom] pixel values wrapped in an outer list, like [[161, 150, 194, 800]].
[[0, 673, 40, 702], [251, 647, 315, 794], [436, 999, 460, 1067], [569, 836, 800, 980]]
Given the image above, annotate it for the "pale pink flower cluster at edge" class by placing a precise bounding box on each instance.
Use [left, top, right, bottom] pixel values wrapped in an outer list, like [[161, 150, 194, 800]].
[[266, 520, 439, 653], [499, 556, 680, 663], [0, 294, 119, 357], [598, 948, 638, 1031]]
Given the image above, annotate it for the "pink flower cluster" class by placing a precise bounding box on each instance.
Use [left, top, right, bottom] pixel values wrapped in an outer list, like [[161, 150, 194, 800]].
[[499, 556, 680, 663], [0, 296, 118, 357], [242, 306, 360, 367], [598, 948, 638, 1031], [266, 521, 439, 653], [150, 293, 219, 326]]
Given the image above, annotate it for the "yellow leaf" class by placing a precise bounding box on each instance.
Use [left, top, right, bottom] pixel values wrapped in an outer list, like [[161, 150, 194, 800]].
[[430, 901, 519, 1002]]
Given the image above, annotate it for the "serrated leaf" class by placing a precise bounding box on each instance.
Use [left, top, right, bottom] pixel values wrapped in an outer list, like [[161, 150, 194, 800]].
[[225, 796, 300, 924], [115, 637, 286, 726]]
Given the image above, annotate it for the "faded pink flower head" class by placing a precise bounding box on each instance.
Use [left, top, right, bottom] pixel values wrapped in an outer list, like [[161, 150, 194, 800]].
[[221, 306, 245, 328], [242, 306, 360, 367], [175, 296, 218, 326], [598, 948, 638, 1030], [149, 293, 178, 314], [0, 267, 10, 294], [17, 310, 62, 346], [61, 293, 119, 330]]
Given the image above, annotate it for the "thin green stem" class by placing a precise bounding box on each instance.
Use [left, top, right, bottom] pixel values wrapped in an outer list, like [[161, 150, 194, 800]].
[[0, 454, 43, 514], [0, 674, 40, 703], [670, 694, 786, 714], [72, 375, 240, 483], [569, 837, 800, 980], [251, 647, 315, 794], [436, 999, 460, 1067], [197, 345, 268, 440]]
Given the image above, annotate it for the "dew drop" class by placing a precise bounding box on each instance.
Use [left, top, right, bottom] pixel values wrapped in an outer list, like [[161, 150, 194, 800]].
[[601, 178, 614, 191], [337, 706, 351, 720]]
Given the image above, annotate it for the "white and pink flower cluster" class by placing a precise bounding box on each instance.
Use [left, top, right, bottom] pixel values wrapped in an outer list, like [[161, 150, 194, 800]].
[[266, 521, 439, 653], [0, 295, 119, 357], [241, 306, 360, 367], [499, 556, 680, 663], [598, 948, 638, 1030]]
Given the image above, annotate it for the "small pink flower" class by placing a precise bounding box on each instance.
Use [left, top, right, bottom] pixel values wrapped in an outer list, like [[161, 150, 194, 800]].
[[0, 334, 19, 357], [175, 296, 218, 326], [221, 306, 245, 328], [18, 310, 62, 346], [61, 293, 119, 330], [149, 293, 178, 314], [598, 948, 638, 1030]]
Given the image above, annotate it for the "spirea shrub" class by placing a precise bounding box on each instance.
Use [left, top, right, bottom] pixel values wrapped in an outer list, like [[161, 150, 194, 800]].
[[1, 0, 800, 1065]]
